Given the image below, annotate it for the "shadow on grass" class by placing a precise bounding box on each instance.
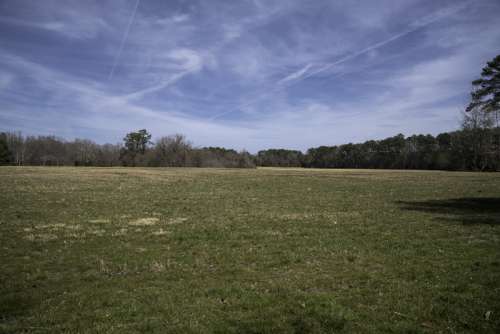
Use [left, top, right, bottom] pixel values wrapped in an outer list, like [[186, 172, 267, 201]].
[[207, 288, 351, 334], [397, 197, 500, 225], [0, 293, 35, 330]]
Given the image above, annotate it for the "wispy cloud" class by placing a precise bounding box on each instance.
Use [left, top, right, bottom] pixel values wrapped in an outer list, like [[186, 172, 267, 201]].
[[0, 12, 109, 39], [277, 1, 472, 86], [121, 48, 204, 101], [1, 0, 499, 151]]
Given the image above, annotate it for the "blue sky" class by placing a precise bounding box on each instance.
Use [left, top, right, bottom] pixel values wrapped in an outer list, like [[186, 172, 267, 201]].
[[1, 0, 499, 152]]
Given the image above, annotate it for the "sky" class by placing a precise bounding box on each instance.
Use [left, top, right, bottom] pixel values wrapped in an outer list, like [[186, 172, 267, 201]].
[[0, 0, 499, 152]]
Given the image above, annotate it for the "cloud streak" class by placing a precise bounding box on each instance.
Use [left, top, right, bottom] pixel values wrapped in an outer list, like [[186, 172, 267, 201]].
[[108, 0, 141, 80], [211, 1, 475, 120], [1, 0, 499, 152], [278, 1, 472, 85]]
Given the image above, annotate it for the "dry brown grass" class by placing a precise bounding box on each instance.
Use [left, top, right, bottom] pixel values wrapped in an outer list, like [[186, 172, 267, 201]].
[[152, 228, 169, 236], [89, 219, 110, 224], [150, 261, 166, 273], [128, 217, 159, 226], [24, 233, 58, 242]]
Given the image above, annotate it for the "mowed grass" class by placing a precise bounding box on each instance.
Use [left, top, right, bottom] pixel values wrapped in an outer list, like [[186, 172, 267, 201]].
[[1, 167, 499, 333]]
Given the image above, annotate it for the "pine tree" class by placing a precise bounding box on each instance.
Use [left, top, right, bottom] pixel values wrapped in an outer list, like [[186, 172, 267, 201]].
[[466, 55, 500, 170], [467, 55, 500, 125]]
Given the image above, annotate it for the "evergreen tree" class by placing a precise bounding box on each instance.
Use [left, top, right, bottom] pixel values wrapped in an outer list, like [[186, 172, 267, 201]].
[[0, 133, 12, 165], [467, 54, 500, 126]]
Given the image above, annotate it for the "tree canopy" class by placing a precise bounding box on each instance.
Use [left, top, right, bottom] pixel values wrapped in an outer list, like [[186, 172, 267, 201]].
[[0, 133, 12, 165], [467, 54, 500, 124], [120, 129, 152, 166], [123, 129, 152, 155]]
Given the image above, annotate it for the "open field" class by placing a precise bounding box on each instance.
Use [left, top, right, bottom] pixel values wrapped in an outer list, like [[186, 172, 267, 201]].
[[1, 167, 500, 333]]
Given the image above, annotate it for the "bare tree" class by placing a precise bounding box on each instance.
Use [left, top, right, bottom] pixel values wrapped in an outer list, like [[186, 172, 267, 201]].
[[153, 134, 192, 167], [4, 131, 25, 165]]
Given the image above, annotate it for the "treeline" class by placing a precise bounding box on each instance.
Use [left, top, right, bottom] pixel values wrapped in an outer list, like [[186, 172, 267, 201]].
[[257, 128, 500, 171], [1, 126, 499, 171], [0, 132, 255, 168]]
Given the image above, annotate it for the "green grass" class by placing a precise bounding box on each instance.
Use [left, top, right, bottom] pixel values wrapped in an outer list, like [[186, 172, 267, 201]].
[[1, 167, 499, 333]]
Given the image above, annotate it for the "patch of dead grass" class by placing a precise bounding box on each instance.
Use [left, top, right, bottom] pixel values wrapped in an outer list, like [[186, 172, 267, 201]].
[[167, 217, 188, 225], [37, 223, 67, 229], [112, 228, 128, 237], [89, 229, 106, 236], [129, 217, 159, 226], [89, 219, 110, 224], [150, 261, 165, 272], [24, 233, 58, 242], [152, 228, 169, 236], [128, 217, 188, 227], [97, 258, 109, 274], [65, 224, 82, 230]]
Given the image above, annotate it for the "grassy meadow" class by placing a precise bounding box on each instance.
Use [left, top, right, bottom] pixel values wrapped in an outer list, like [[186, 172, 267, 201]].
[[1, 167, 499, 333]]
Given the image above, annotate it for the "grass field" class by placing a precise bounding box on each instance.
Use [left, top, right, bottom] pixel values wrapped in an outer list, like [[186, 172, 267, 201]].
[[1, 167, 499, 333]]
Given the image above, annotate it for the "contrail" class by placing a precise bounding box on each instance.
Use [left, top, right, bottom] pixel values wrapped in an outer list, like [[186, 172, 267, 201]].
[[277, 63, 313, 85], [291, 28, 421, 84], [211, 1, 470, 120], [280, 1, 471, 85], [108, 0, 141, 80]]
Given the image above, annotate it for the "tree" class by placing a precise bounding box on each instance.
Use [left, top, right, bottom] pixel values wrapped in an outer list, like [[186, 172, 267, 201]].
[[467, 54, 500, 126], [153, 134, 192, 167], [461, 109, 496, 170], [257, 149, 303, 167], [0, 133, 13, 165], [4, 131, 25, 165], [120, 129, 152, 166], [21, 135, 67, 166], [96, 144, 121, 167], [71, 139, 98, 166], [465, 54, 500, 170]]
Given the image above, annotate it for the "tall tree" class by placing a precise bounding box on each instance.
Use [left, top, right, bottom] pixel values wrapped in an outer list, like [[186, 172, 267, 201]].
[[4, 131, 25, 165], [120, 129, 152, 166], [467, 54, 500, 126], [0, 133, 13, 165], [153, 134, 192, 167], [461, 109, 496, 171], [466, 55, 500, 170]]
